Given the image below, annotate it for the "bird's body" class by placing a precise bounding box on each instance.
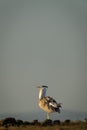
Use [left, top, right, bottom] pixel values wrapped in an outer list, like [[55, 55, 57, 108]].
[[38, 86, 61, 119]]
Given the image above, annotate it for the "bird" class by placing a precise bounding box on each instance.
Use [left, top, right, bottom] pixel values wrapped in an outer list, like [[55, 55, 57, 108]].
[[37, 85, 62, 119]]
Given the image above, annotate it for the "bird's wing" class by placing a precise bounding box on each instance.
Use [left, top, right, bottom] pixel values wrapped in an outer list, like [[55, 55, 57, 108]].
[[45, 96, 61, 112]]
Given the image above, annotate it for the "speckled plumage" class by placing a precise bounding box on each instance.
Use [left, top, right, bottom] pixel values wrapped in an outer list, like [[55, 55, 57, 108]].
[[39, 96, 61, 113], [38, 86, 61, 119]]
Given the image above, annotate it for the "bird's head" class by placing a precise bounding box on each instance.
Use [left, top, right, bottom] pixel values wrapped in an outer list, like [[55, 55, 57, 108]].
[[37, 85, 48, 89], [37, 85, 48, 99]]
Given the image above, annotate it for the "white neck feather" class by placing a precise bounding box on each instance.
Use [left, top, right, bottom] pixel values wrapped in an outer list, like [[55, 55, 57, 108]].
[[39, 88, 47, 99]]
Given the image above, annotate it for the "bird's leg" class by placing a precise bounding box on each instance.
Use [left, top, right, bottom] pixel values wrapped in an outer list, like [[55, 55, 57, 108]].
[[47, 113, 50, 119]]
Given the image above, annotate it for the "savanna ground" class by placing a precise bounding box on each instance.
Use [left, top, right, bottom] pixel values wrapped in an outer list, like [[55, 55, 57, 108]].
[[0, 125, 87, 130], [0, 121, 87, 130]]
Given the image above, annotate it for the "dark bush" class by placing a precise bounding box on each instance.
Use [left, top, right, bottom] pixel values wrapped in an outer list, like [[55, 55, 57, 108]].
[[2, 117, 16, 126], [41, 119, 53, 126], [53, 120, 61, 125], [16, 120, 24, 126], [31, 120, 40, 126], [23, 121, 30, 126], [64, 119, 71, 124]]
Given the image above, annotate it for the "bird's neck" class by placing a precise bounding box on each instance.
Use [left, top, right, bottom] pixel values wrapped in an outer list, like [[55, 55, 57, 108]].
[[39, 88, 47, 99]]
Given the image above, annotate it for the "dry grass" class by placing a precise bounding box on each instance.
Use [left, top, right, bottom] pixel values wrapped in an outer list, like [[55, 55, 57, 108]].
[[0, 122, 87, 130], [0, 117, 87, 130]]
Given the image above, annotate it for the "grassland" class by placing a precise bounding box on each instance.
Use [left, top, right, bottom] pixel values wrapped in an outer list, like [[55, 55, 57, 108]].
[[0, 124, 87, 130], [0, 120, 87, 130]]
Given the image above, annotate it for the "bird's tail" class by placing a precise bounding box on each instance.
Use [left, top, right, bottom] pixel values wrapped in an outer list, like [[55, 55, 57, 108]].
[[57, 103, 62, 113]]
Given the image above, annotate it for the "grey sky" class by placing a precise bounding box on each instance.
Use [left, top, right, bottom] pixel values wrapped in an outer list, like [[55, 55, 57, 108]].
[[0, 0, 87, 114]]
